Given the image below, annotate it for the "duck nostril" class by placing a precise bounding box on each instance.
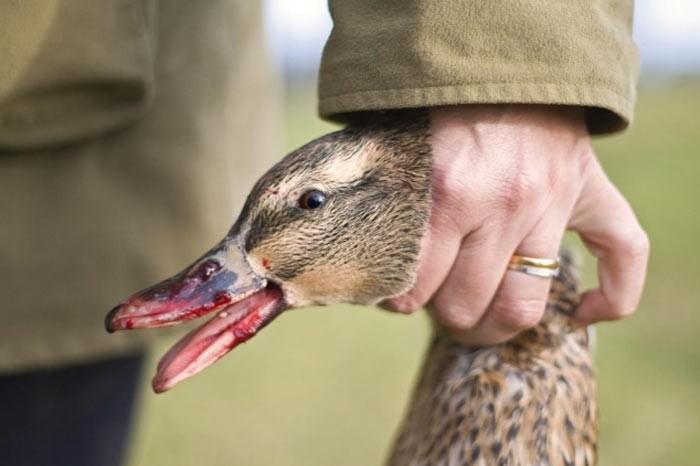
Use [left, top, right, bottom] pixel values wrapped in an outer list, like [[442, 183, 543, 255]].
[[193, 259, 222, 282]]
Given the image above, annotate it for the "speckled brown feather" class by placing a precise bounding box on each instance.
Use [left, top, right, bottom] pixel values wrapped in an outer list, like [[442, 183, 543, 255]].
[[387, 252, 597, 466]]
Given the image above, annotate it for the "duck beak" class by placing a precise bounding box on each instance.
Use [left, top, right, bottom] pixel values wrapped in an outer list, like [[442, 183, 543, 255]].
[[105, 236, 286, 393]]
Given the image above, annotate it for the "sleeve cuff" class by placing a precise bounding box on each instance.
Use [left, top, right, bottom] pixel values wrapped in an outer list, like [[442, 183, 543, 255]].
[[319, 82, 634, 135]]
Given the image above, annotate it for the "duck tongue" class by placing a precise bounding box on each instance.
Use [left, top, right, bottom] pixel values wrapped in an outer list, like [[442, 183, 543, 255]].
[[152, 286, 284, 392], [105, 236, 286, 392]]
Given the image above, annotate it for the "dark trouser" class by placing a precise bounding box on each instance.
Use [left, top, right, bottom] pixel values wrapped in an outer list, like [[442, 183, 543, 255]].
[[0, 352, 145, 466]]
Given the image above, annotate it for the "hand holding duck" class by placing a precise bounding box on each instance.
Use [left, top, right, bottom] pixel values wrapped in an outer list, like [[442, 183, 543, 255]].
[[384, 105, 649, 346]]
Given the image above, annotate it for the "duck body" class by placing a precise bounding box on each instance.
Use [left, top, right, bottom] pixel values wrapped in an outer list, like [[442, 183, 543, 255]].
[[389, 253, 597, 466], [105, 110, 597, 465]]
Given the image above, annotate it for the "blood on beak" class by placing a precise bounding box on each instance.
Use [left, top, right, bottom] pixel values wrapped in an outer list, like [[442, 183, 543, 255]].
[[105, 237, 266, 332], [105, 236, 286, 392]]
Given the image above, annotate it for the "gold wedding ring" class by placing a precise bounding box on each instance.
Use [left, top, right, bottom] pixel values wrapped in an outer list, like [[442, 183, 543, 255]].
[[508, 254, 560, 278]]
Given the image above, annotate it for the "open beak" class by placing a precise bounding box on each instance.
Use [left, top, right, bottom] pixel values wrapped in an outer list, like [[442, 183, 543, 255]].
[[105, 236, 286, 393]]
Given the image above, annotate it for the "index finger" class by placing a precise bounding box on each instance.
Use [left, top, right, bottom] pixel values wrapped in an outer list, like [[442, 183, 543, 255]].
[[569, 158, 650, 324]]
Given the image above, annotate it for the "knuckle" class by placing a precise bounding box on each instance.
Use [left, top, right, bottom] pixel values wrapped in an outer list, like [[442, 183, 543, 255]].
[[608, 295, 641, 319], [440, 169, 468, 201], [433, 301, 482, 330], [499, 176, 529, 213], [497, 169, 543, 215], [610, 302, 637, 319], [614, 228, 650, 263], [490, 296, 546, 330], [603, 222, 648, 260], [433, 164, 470, 213], [608, 218, 650, 260], [628, 229, 650, 259], [387, 294, 424, 314]]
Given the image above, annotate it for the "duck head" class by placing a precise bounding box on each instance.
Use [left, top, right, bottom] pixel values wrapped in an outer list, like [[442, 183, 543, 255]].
[[105, 110, 432, 392]]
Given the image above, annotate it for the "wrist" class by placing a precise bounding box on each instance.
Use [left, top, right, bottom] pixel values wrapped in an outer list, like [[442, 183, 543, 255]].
[[428, 104, 590, 156]]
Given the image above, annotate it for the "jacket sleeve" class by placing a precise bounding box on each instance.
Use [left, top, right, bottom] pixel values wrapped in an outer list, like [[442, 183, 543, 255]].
[[318, 0, 639, 134]]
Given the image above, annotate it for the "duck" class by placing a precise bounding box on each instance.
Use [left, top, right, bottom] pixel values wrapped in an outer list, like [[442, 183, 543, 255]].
[[105, 109, 597, 466]]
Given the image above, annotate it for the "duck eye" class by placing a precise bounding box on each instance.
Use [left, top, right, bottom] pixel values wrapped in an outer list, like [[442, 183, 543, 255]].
[[298, 189, 327, 210]]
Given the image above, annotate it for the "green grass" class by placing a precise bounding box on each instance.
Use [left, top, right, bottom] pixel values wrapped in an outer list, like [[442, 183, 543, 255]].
[[128, 82, 700, 466]]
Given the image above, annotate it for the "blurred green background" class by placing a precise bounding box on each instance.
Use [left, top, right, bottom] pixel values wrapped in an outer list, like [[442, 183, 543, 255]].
[[127, 81, 700, 466]]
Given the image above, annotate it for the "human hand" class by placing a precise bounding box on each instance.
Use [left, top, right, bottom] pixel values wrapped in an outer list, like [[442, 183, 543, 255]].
[[383, 105, 649, 346]]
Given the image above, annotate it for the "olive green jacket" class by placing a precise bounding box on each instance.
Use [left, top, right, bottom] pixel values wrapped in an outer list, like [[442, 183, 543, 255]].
[[0, 0, 279, 371], [0, 0, 637, 371]]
